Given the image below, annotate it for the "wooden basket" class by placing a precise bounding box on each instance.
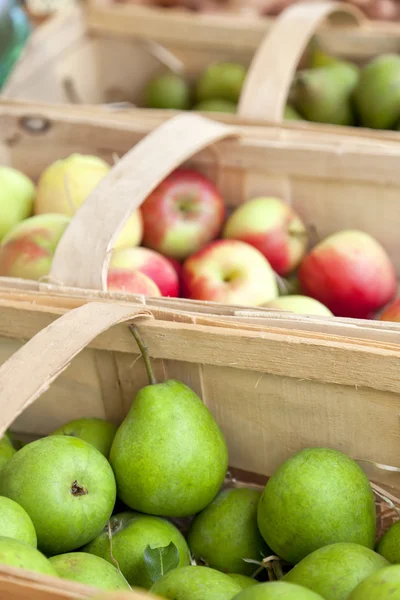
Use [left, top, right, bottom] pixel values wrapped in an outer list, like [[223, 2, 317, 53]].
[[0, 291, 400, 597], [5, 0, 400, 140]]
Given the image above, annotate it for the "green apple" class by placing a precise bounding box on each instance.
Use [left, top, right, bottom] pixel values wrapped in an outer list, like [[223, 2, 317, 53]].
[[0, 536, 57, 577], [265, 295, 333, 317], [144, 73, 191, 110], [50, 417, 118, 458], [0, 166, 35, 241], [49, 552, 130, 591], [196, 63, 247, 104], [0, 496, 37, 547]]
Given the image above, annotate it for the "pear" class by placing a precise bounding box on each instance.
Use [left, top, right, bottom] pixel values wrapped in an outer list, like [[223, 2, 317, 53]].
[[109, 326, 228, 517], [0, 536, 58, 577], [284, 105, 302, 121], [188, 488, 268, 576], [257, 448, 376, 564], [283, 542, 388, 600], [1, 436, 116, 555], [291, 62, 359, 126], [353, 54, 400, 129], [233, 581, 325, 599], [308, 43, 343, 69], [0, 433, 16, 478], [377, 520, 400, 563], [144, 73, 191, 110], [49, 552, 130, 591], [150, 565, 242, 599], [50, 417, 117, 458], [196, 62, 247, 104], [193, 99, 237, 113], [348, 565, 400, 599], [228, 574, 259, 589], [84, 511, 191, 588], [0, 496, 37, 547]]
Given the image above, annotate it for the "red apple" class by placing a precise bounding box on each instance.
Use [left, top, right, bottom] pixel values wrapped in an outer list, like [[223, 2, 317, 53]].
[[108, 247, 179, 297], [223, 197, 308, 275], [107, 269, 161, 297], [141, 169, 225, 260], [182, 239, 278, 305], [298, 230, 396, 319], [379, 299, 400, 322]]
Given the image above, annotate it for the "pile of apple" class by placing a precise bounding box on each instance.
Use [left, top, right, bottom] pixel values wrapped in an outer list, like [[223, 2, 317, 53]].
[[1, 331, 400, 600], [1, 155, 399, 321]]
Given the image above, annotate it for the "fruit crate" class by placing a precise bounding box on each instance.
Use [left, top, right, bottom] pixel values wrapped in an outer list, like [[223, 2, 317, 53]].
[[1, 290, 400, 598], [4, 0, 400, 139]]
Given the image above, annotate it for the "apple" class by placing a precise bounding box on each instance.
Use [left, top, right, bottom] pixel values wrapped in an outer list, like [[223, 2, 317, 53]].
[[49, 552, 130, 591], [108, 247, 179, 297], [0, 536, 58, 577], [379, 298, 400, 322], [298, 230, 396, 319], [0, 166, 35, 241], [0, 496, 37, 547], [223, 197, 308, 275], [182, 240, 278, 305], [0, 214, 71, 280], [107, 268, 161, 297], [141, 169, 226, 260], [0, 433, 16, 477], [49, 417, 118, 458], [265, 295, 333, 317], [34, 154, 143, 249]]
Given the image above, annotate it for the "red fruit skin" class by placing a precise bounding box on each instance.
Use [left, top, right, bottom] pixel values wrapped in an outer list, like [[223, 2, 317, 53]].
[[141, 169, 226, 259], [298, 233, 396, 319], [380, 299, 400, 322], [107, 270, 161, 296], [233, 228, 291, 275], [137, 253, 180, 297]]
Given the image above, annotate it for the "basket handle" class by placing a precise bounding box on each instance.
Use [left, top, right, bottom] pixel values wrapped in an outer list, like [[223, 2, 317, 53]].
[[238, 1, 365, 123], [50, 113, 236, 291], [0, 302, 152, 438]]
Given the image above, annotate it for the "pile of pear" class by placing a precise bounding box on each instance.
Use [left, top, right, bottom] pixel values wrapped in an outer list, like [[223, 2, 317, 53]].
[[144, 47, 400, 131], [1, 334, 400, 599]]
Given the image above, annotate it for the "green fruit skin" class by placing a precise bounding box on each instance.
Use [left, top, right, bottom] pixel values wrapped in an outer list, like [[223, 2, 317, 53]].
[[228, 574, 259, 589], [0, 434, 16, 478], [193, 99, 237, 113], [377, 521, 400, 563], [233, 581, 325, 599], [1, 436, 116, 555], [0, 535, 58, 577], [144, 74, 191, 110], [110, 380, 228, 517], [0, 166, 35, 241], [348, 565, 400, 600], [354, 54, 400, 130], [292, 63, 359, 126], [150, 565, 242, 600], [49, 552, 130, 591], [84, 511, 191, 589], [50, 418, 117, 458], [284, 105, 302, 121], [283, 542, 388, 600], [188, 488, 269, 576], [257, 448, 376, 565], [0, 496, 37, 547], [196, 62, 247, 104]]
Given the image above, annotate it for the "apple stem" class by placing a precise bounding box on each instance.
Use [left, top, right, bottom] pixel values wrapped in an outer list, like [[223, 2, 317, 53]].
[[129, 325, 157, 386]]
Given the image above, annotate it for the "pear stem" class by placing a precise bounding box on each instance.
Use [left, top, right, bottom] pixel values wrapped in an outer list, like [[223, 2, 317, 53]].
[[129, 325, 157, 385]]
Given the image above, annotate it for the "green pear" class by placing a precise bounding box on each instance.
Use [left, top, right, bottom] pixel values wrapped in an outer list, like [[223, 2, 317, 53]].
[[284, 105, 302, 121], [84, 511, 191, 588], [109, 326, 228, 517], [0, 535, 58, 577], [49, 552, 130, 591], [144, 73, 191, 110], [188, 488, 268, 576], [257, 448, 376, 564], [291, 63, 359, 126], [1, 436, 116, 555], [228, 573, 259, 589], [0, 496, 37, 547], [353, 54, 400, 129], [377, 520, 400, 563], [50, 417, 117, 458], [283, 542, 388, 600], [233, 581, 325, 599], [348, 565, 400, 599], [196, 63, 247, 104], [0, 433, 16, 478], [308, 44, 343, 69], [150, 565, 242, 599], [0, 166, 35, 241], [193, 99, 237, 113]]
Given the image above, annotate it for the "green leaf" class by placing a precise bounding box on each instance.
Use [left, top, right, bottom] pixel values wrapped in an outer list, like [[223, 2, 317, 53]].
[[144, 542, 180, 583]]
